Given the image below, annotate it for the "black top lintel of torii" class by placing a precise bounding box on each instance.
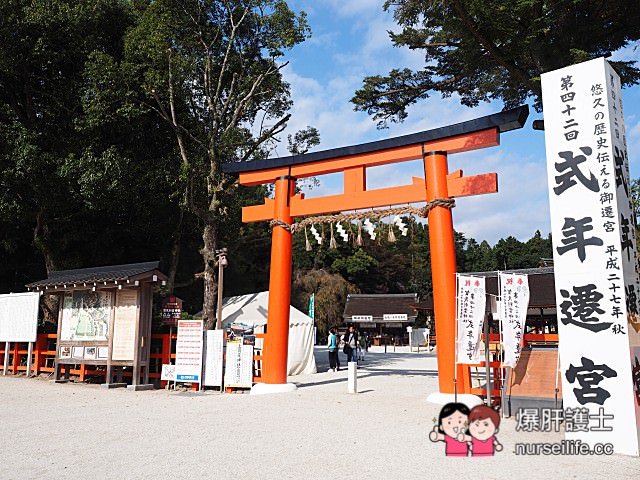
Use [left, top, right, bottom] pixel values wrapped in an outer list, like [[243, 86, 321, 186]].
[[222, 105, 529, 175]]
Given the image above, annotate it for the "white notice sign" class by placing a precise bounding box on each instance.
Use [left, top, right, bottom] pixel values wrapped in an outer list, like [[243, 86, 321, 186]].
[[175, 320, 203, 383], [382, 314, 408, 321], [203, 329, 224, 387], [0, 292, 40, 342], [224, 340, 253, 388]]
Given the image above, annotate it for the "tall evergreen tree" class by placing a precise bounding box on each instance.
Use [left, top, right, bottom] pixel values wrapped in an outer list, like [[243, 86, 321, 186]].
[[352, 0, 640, 127]]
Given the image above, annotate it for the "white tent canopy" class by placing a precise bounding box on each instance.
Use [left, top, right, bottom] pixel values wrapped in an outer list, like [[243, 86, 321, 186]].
[[221, 291, 316, 375]]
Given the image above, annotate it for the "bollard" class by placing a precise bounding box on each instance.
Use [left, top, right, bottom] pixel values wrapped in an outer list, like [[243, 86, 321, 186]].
[[347, 361, 357, 394]]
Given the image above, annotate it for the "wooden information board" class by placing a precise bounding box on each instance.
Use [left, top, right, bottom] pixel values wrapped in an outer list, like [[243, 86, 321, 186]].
[[505, 347, 562, 398], [111, 289, 138, 361]]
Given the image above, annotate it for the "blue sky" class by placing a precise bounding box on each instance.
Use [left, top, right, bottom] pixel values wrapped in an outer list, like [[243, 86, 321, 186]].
[[270, 1, 640, 245]]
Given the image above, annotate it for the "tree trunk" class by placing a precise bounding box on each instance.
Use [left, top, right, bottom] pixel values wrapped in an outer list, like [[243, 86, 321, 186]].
[[166, 204, 185, 294], [42, 294, 60, 327], [33, 209, 59, 326], [33, 209, 56, 274], [202, 221, 218, 330]]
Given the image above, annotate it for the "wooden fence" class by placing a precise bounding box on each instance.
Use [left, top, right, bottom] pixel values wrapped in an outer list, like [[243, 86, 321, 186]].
[[0, 332, 267, 388], [1, 332, 556, 396]]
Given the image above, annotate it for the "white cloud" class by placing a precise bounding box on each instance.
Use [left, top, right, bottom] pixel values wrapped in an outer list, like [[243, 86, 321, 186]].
[[322, 0, 387, 20], [453, 151, 551, 244], [271, 1, 555, 245]]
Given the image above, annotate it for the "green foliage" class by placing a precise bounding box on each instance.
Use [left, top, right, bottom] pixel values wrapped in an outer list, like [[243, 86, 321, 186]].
[[352, 0, 640, 127], [293, 218, 554, 317], [292, 269, 359, 336]]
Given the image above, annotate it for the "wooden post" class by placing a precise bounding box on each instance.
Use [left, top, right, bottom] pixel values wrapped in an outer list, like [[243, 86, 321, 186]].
[[12, 342, 19, 374], [3, 341, 9, 375], [143, 285, 153, 385], [263, 176, 295, 385], [105, 290, 116, 386], [423, 150, 470, 395], [53, 293, 66, 383], [34, 334, 45, 375], [161, 332, 170, 389], [26, 342, 33, 377], [132, 288, 141, 387]]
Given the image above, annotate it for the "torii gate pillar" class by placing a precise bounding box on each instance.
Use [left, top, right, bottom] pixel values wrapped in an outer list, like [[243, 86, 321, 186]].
[[252, 175, 298, 394], [424, 151, 471, 395]]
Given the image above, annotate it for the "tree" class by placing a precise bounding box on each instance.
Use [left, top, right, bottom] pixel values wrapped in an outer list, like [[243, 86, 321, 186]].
[[88, 0, 311, 328], [0, 0, 139, 323], [292, 269, 359, 337], [352, 1, 640, 127]]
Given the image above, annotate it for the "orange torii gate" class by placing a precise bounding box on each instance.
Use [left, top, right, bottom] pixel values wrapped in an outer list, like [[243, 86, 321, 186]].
[[223, 106, 528, 396]]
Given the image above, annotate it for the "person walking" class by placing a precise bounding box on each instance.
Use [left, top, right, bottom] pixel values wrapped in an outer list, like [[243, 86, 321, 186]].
[[327, 327, 338, 372], [343, 325, 358, 363], [358, 333, 366, 361]]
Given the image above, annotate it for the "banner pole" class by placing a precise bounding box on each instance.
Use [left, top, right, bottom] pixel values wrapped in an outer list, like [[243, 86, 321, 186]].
[[554, 345, 561, 408], [484, 307, 491, 406], [497, 273, 505, 417], [454, 273, 459, 402]]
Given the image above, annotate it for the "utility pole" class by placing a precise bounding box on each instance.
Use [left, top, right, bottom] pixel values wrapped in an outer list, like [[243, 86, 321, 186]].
[[215, 248, 228, 330]]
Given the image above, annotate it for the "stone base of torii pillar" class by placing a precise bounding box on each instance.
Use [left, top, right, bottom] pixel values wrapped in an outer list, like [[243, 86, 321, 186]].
[[250, 382, 298, 395], [427, 392, 483, 408]]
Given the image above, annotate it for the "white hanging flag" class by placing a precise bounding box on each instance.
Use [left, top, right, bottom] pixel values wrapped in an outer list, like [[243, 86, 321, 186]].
[[499, 273, 530, 367], [456, 275, 486, 364]]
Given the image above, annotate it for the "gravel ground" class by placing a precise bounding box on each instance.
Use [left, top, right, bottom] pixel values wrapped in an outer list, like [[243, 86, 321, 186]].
[[0, 346, 637, 479]]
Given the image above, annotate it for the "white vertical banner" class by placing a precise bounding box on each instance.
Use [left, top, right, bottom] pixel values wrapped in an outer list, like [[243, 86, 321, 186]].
[[499, 273, 529, 367], [456, 275, 486, 363], [203, 329, 224, 387], [542, 57, 640, 455]]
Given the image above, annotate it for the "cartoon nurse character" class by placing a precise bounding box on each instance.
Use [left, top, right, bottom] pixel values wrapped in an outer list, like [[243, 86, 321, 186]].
[[429, 402, 470, 457], [458, 405, 503, 456]]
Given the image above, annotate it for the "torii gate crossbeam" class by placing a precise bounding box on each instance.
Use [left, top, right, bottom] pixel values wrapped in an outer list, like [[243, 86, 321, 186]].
[[223, 105, 528, 395]]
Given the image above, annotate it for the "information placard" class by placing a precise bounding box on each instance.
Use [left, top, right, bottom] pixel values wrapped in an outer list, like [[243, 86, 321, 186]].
[[224, 340, 253, 388], [161, 297, 182, 327], [111, 289, 138, 361], [175, 320, 203, 383], [60, 291, 112, 342]]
